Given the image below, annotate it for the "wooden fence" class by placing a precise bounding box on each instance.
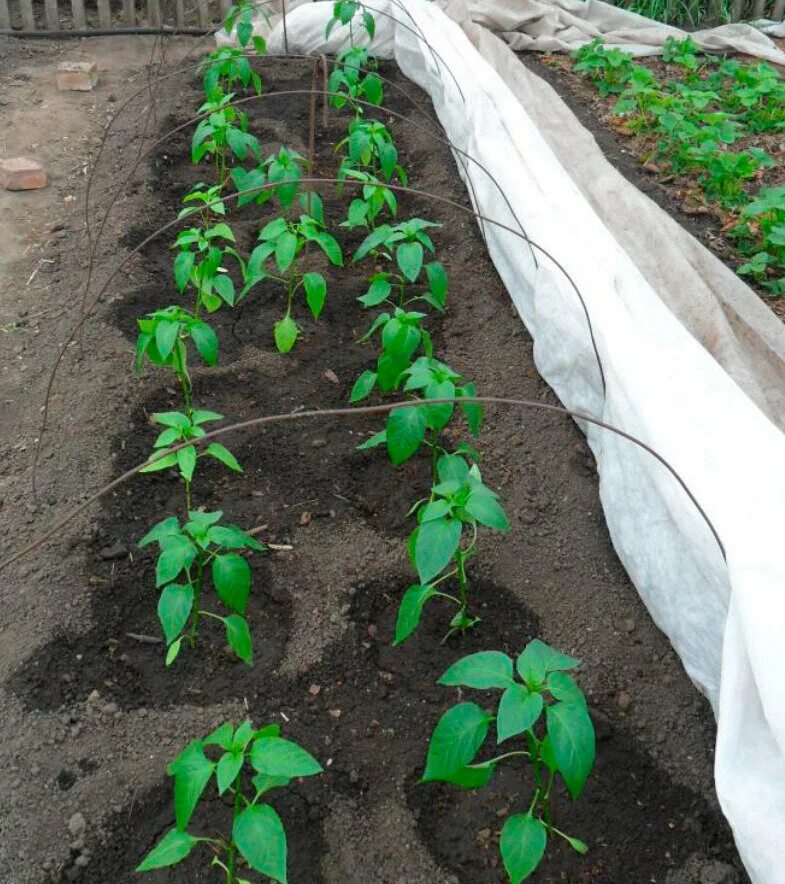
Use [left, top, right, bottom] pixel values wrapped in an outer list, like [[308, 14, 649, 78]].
[[0, 0, 230, 31]]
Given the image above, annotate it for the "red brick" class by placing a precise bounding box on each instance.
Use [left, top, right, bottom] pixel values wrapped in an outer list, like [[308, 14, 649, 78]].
[[0, 158, 47, 191], [56, 60, 98, 91]]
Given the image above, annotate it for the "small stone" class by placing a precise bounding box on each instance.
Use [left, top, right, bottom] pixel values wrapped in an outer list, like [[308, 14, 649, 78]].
[[56, 61, 98, 92], [617, 690, 633, 712], [0, 157, 46, 191], [310, 437, 327, 449], [67, 812, 86, 836], [299, 512, 312, 526], [308, 684, 321, 696], [620, 618, 636, 633], [101, 702, 118, 715], [518, 507, 537, 525], [86, 690, 100, 704], [328, 709, 341, 720], [324, 369, 339, 385], [699, 861, 740, 884], [98, 541, 127, 560], [74, 856, 89, 868], [349, 769, 359, 784]]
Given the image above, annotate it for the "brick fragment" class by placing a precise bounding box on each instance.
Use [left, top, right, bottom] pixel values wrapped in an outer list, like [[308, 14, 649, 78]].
[[56, 60, 98, 91], [0, 157, 47, 191]]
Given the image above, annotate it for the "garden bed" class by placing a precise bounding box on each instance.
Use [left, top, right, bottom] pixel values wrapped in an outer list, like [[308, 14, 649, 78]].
[[520, 44, 785, 317], [1, 48, 747, 884]]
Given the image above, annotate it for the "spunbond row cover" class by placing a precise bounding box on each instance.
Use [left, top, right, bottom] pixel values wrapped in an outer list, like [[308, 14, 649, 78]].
[[229, 2, 785, 881]]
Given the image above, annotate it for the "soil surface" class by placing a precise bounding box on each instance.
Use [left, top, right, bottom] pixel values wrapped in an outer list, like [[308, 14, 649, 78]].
[[0, 37, 747, 884], [520, 51, 785, 319]]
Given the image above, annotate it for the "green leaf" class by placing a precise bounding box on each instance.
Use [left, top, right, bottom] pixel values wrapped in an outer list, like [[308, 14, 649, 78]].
[[422, 702, 492, 784], [136, 829, 199, 871], [208, 524, 264, 551], [259, 217, 288, 241], [275, 230, 298, 272], [274, 315, 299, 353], [177, 445, 197, 482], [500, 814, 547, 883], [252, 772, 291, 796], [233, 805, 287, 883], [173, 251, 195, 294], [497, 685, 544, 742], [165, 637, 183, 666], [457, 383, 483, 436], [191, 321, 219, 366], [216, 750, 244, 795], [303, 272, 327, 319], [354, 225, 392, 262], [386, 406, 427, 465], [356, 429, 386, 451], [516, 639, 580, 685], [204, 722, 234, 750], [438, 651, 515, 689], [397, 241, 424, 283], [139, 516, 180, 547], [225, 613, 253, 664], [425, 261, 448, 306], [169, 741, 214, 830], [140, 450, 178, 474], [546, 671, 587, 707], [546, 701, 595, 799], [156, 535, 197, 588], [155, 319, 179, 360], [206, 442, 243, 473], [314, 232, 344, 267], [466, 485, 510, 531], [359, 277, 391, 307], [157, 583, 194, 644], [350, 370, 377, 403], [414, 517, 462, 584], [212, 553, 251, 614], [250, 737, 323, 778], [437, 454, 469, 484], [153, 411, 191, 429], [394, 584, 436, 645]]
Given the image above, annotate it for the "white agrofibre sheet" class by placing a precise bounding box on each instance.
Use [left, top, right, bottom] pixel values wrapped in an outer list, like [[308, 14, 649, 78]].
[[239, 2, 785, 880]]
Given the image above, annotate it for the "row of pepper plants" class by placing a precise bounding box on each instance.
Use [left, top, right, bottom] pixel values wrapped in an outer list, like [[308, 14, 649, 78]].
[[129, 3, 596, 881], [572, 36, 785, 295]]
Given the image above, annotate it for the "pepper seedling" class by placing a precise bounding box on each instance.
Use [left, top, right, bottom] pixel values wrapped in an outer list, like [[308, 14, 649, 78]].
[[395, 453, 509, 642], [247, 212, 343, 352], [422, 642, 595, 882], [173, 219, 248, 315], [325, 0, 376, 43], [329, 45, 384, 109], [340, 169, 398, 232], [337, 116, 407, 184], [137, 721, 322, 883], [192, 93, 262, 183], [201, 44, 265, 102], [138, 510, 265, 665]]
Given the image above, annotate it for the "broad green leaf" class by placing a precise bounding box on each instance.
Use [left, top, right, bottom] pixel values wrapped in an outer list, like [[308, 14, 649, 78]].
[[212, 553, 251, 614], [425, 261, 448, 306], [250, 737, 323, 778], [422, 702, 492, 783], [177, 445, 197, 482], [500, 814, 547, 883], [466, 485, 510, 532], [457, 383, 482, 436], [394, 584, 436, 645], [546, 671, 587, 707], [314, 232, 344, 266], [354, 225, 392, 262], [414, 517, 462, 584], [191, 321, 219, 366], [156, 535, 197, 588], [397, 241, 424, 282], [546, 700, 595, 799], [204, 722, 234, 749], [157, 583, 194, 644], [165, 637, 182, 666], [424, 379, 455, 430], [516, 639, 581, 685], [152, 410, 190, 429], [225, 614, 253, 664], [216, 750, 244, 795], [274, 315, 299, 353], [275, 231, 298, 272], [155, 319, 179, 360], [169, 741, 214, 830], [140, 450, 177, 474], [259, 217, 288, 240], [139, 516, 180, 547], [497, 684, 544, 742], [206, 442, 243, 472], [173, 251, 195, 294], [438, 651, 514, 689], [252, 772, 291, 796], [437, 454, 469, 484], [136, 829, 199, 871], [359, 277, 391, 307], [233, 805, 287, 883], [350, 370, 377, 403], [303, 272, 327, 319], [386, 406, 427, 465]]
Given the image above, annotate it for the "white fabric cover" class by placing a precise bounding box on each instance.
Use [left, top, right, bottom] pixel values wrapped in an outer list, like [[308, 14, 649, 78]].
[[230, 2, 785, 880]]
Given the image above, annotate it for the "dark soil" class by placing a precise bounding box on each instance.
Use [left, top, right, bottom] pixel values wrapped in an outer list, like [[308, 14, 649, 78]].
[[0, 48, 746, 884]]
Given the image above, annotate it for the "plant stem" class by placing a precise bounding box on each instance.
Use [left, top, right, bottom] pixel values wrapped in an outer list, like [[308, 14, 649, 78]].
[[455, 548, 468, 625], [225, 778, 242, 884], [189, 557, 204, 649]]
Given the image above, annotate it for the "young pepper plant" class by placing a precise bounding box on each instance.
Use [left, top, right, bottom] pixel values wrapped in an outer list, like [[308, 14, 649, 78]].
[[173, 218, 246, 315], [337, 116, 408, 184], [325, 0, 376, 43], [138, 510, 265, 665], [247, 212, 343, 352], [329, 45, 384, 110], [192, 93, 262, 184], [137, 721, 322, 883], [396, 453, 509, 642], [340, 169, 398, 232], [422, 642, 595, 882]]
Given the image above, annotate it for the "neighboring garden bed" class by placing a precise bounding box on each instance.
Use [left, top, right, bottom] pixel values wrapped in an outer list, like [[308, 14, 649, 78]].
[[1, 10, 750, 884], [525, 39, 785, 317]]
